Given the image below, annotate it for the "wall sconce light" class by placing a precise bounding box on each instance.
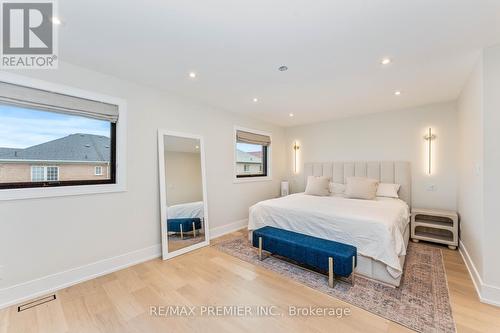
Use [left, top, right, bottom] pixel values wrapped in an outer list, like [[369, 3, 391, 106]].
[[424, 128, 436, 175], [293, 141, 300, 174]]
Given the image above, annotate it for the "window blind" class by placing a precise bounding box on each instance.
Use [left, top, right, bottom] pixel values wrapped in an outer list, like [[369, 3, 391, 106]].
[[236, 130, 271, 146], [0, 81, 119, 122]]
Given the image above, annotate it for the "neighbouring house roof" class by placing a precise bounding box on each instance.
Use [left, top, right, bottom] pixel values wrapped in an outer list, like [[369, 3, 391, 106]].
[[247, 151, 263, 158], [0, 148, 19, 156], [0, 134, 111, 162], [236, 149, 262, 164]]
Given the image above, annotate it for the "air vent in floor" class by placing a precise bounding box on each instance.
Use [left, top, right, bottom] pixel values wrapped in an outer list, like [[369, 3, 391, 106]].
[[17, 294, 56, 312]]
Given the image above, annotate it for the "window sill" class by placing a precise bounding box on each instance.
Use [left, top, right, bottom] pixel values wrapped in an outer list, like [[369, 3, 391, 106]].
[[0, 183, 126, 201], [233, 176, 273, 184]]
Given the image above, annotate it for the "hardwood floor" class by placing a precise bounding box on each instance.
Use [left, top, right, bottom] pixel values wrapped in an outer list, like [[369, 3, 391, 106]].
[[1, 230, 500, 333]]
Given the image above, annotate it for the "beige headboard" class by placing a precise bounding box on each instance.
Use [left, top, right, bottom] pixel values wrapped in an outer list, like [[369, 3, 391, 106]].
[[304, 161, 412, 206]]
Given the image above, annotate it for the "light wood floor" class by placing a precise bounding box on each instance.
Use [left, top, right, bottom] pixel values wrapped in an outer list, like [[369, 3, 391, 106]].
[[1, 230, 500, 333], [168, 232, 206, 252]]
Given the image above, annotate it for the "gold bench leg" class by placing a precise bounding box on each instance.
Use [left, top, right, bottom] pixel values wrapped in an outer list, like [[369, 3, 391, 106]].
[[328, 257, 335, 288], [192, 222, 196, 238], [351, 256, 356, 285], [258, 237, 263, 260], [180, 225, 184, 240]]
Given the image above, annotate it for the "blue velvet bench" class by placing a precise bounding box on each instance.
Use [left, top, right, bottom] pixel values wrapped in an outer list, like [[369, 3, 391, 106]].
[[252, 226, 357, 287], [167, 218, 202, 239]]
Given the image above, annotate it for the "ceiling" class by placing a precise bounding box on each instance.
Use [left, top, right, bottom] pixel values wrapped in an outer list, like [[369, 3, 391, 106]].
[[57, 0, 500, 127]]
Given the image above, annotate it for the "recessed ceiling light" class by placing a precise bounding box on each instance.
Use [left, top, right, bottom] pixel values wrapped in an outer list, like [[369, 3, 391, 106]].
[[394, 91, 402, 96], [381, 58, 392, 65], [289, 113, 294, 117], [278, 65, 288, 72], [189, 72, 197, 78], [51, 17, 62, 25], [195, 145, 199, 149], [253, 98, 259, 103]]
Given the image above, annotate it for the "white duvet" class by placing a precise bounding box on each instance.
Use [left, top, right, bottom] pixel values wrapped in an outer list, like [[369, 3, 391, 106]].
[[167, 201, 204, 219], [248, 193, 410, 278]]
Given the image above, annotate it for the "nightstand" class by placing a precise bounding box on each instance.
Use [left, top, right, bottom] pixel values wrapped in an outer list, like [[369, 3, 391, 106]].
[[411, 208, 459, 250]]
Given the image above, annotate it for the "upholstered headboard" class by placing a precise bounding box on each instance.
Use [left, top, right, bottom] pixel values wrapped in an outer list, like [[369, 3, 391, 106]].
[[304, 161, 412, 206]]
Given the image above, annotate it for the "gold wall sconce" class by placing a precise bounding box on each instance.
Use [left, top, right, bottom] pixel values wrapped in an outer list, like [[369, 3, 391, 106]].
[[293, 141, 300, 174], [424, 128, 436, 175]]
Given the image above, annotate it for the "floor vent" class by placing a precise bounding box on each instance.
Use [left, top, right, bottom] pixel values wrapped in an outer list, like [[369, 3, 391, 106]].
[[17, 294, 56, 312]]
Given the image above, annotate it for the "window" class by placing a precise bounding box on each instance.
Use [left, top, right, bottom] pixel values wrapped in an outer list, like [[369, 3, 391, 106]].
[[0, 81, 118, 190], [31, 166, 45, 182], [235, 128, 270, 178], [31, 166, 59, 182]]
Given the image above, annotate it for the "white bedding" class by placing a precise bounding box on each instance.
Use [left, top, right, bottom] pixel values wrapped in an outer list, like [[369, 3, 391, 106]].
[[167, 201, 204, 219], [248, 193, 410, 278]]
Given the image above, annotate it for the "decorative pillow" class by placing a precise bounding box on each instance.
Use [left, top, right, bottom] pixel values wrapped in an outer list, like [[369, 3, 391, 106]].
[[345, 177, 379, 200], [329, 182, 346, 196], [305, 176, 331, 196], [376, 183, 401, 198]]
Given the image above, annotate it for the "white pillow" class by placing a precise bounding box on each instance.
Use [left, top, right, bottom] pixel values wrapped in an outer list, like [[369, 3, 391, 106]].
[[329, 182, 346, 196], [376, 183, 401, 198], [345, 177, 379, 200], [305, 176, 331, 196]]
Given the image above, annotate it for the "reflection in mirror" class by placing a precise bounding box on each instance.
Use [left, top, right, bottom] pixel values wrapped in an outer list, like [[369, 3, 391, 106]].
[[162, 134, 207, 254]]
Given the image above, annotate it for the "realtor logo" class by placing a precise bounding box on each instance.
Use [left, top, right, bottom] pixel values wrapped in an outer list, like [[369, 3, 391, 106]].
[[1, 0, 58, 68]]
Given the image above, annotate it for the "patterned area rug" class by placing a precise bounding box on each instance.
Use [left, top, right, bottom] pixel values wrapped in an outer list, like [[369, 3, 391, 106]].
[[215, 236, 455, 333]]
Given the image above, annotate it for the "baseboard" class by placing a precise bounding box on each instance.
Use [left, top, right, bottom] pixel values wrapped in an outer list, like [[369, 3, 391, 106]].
[[459, 240, 500, 307], [0, 220, 249, 310], [210, 219, 248, 239], [0, 244, 161, 310]]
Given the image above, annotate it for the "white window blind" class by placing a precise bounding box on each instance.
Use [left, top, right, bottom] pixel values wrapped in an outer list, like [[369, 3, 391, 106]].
[[0, 81, 119, 122], [236, 130, 271, 146]]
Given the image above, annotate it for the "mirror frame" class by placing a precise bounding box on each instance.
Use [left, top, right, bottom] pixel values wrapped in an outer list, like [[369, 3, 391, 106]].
[[158, 129, 210, 260]]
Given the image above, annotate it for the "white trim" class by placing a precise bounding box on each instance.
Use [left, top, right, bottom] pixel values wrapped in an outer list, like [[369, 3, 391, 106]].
[[0, 71, 127, 201], [94, 165, 103, 176], [233, 125, 272, 183], [209, 219, 248, 239], [0, 244, 161, 310], [459, 239, 500, 307], [158, 130, 210, 260]]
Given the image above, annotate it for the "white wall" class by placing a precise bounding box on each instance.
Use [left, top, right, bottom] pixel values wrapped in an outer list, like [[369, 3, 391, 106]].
[[164, 151, 203, 206], [285, 102, 458, 210], [482, 45, 500, 289], [0, 62, 286, 306], [457, 44, 500, 306], [457, 56, 484, 280]]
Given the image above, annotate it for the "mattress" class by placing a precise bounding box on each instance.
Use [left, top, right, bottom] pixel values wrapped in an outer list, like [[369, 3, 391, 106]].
[[248, 193, 410, 283]]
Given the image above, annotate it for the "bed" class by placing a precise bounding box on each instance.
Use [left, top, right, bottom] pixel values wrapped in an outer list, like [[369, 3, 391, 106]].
[[248, 161, 411, 287], [167, 201, 204, 219]]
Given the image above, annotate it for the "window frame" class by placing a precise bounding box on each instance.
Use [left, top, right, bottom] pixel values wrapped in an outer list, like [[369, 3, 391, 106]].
[[31, 166, 45, 182], [233, 126, 272, 183], [95, 166, 103, 176], [0, 72, 127, 201], [46, 166, 59, 181], [236, 146, 268, 178], [1, 123, 115, 190], [30, 165, 60, 182]]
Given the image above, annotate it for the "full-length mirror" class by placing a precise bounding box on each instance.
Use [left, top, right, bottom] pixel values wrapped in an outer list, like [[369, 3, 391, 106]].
[[158, 131, 209, 259]]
